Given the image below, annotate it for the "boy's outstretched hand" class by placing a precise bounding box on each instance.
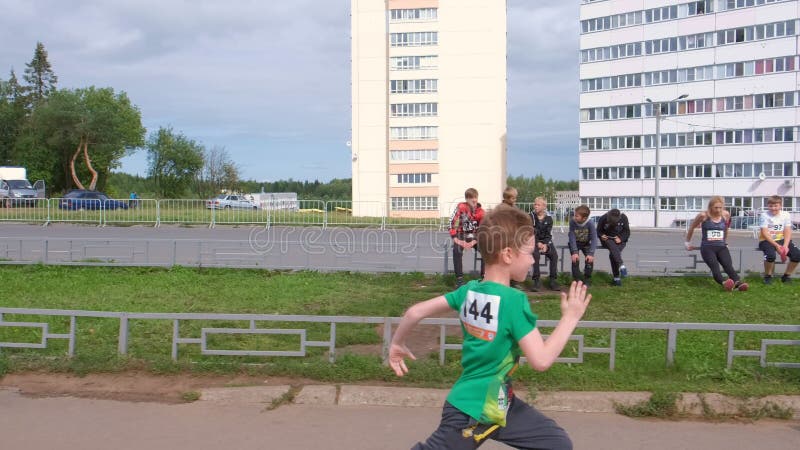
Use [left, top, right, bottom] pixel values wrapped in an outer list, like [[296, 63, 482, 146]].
[[560, 281, 591, 322], [389, 343, 416, 377]]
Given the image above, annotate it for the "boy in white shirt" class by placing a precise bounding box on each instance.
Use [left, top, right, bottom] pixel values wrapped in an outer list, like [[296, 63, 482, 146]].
[[758, 195, 800, 284]]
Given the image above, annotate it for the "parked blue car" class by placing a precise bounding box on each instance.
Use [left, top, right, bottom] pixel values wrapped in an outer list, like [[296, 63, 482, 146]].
[[58, 190, 129, 210]]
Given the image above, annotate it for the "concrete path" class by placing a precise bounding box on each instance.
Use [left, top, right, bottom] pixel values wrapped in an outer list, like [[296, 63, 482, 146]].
[[1, 387, 798, 450], [0, 223, 767, 275]]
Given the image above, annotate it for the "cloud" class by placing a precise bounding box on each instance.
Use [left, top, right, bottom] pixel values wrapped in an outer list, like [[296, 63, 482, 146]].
[[1, 1, 579, 181]]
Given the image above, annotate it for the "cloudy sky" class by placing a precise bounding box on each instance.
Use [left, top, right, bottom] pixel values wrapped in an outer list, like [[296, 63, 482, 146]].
[[0, 1, 579, 182]]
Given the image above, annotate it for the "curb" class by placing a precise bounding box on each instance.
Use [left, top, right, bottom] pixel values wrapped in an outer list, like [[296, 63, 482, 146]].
[[197, 385, 800, 420]]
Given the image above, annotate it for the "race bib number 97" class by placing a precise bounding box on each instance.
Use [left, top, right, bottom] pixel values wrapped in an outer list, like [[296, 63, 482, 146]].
[[767, 224, 785, 241], [461, 291, 500, 341]]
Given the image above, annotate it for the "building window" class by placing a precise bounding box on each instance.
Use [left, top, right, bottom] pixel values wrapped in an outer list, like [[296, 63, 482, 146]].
[[391, 196, 438, 211], [390, 55, 438, 71], [390, 32, 438, 47], [390, 150, 438, 161], [578, 93, 795, 122], [390, 79, 438, 94], [390, 103, 438, 117], [720, 0, 793, 11], [396, 173, 433, 184], [582, 55, 797, 93], [390, 126, 438, 140], [390, 8, 437, 21]]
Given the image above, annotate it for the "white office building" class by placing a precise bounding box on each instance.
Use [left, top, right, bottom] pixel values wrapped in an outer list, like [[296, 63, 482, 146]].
[[579, 0, 800, 227], [351, 0, 507, 219]]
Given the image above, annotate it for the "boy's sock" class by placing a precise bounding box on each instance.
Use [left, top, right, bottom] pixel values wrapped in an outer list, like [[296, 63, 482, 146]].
[[620, 265, 628, 278], [781, 274, 791, 283]]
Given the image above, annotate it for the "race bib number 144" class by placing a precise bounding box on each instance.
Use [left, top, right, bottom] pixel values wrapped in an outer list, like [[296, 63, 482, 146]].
[[461, 291, 500, 341]]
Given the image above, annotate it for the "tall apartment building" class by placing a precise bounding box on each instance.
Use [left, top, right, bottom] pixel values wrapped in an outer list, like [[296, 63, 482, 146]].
[[351, 0, 507, 219], [579, 0, 800, 227]]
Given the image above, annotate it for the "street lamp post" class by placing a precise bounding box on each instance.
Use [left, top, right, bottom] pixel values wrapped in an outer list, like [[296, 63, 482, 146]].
[[646, 94, 688, 228]]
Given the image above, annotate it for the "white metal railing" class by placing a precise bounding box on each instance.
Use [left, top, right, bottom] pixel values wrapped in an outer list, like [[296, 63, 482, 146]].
[[0, 198, 49, 224], [48, 198, 103, 226], [157, 199, 213, 226], [268, 200, 325, 228], [0, 308, 797, 369], [103, 199, 159, 226], [2, 198, 797, 231]]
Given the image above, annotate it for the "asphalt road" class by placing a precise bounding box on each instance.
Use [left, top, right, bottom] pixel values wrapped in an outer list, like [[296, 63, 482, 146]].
[[0, 389, 797, 450], [0, 223, 770, 276]]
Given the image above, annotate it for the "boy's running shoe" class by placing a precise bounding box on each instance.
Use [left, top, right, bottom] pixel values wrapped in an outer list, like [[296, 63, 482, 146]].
[[612, 278, 622, 287], [620, 265, 628, 278], [722, 279, 735, 292], [782, 274, 791, 284], [764, 276, 773, 285], [735, 281, 749, 292]]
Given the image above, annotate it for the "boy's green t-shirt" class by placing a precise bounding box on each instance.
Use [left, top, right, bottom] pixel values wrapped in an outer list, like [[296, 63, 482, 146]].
[[444, 280, 538, 426]]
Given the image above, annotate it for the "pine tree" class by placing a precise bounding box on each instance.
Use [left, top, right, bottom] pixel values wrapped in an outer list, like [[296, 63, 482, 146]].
[[23, 42, 58, 106], [7, 69, 24, 102]]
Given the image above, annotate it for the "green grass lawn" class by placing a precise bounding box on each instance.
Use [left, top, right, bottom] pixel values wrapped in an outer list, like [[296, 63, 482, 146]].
[[0, 265, 798, 396]]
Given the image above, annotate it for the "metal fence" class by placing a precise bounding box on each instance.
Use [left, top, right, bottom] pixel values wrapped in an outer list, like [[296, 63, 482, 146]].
[[0, 308, 797, 370], [1, 198, 797, 232]]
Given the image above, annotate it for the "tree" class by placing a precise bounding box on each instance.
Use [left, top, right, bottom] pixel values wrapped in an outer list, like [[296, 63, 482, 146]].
[[194, 146, 240, 198], [506, 174, 578, 205], [18, 87, 145, 192], [0, 70, 29, 165], [23, 42, 57, 107], [147, 127, 204, 198], [7, 69, 25, 103]]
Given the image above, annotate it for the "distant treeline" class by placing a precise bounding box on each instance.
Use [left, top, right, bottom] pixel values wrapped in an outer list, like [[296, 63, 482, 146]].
[[108, 173, 577, 202]]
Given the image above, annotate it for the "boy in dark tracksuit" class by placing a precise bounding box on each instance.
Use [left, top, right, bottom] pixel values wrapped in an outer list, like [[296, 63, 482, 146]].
[[449, 188, 485, 287], [568, 205, 598, 286], [597, 208, 630, 286], [530, 197, 559, 291]]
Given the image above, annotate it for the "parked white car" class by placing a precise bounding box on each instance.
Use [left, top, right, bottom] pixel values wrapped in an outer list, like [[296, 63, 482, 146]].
[[205, 194, 259, 210]]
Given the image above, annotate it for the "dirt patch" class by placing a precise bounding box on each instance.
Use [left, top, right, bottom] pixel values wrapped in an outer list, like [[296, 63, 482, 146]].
[[0, 372, 312, 404]]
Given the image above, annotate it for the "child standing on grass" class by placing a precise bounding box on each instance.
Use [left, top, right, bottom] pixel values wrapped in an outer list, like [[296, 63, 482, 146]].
[[685, 196, 748, 291], [390, 205, 591, 450], [758, 195, 800, 284], [568, 205, 598, 287]]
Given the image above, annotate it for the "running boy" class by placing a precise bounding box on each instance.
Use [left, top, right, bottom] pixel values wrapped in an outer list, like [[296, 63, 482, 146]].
[[597, 208, 630, 286], [530, 197, 559, 291], [390, 205, 591, 450], [758, 195, 800, 284], [568, 205, 598, 287], [450, 188, 485, 288], [685, 196, 748, 291]]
